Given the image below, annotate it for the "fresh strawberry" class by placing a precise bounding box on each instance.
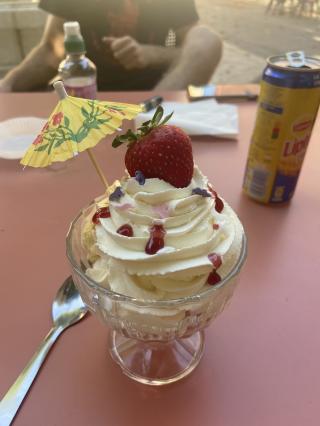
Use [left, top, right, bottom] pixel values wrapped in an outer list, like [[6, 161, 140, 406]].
[[112, 107, 194, 188], [125, 125, 193, 188]]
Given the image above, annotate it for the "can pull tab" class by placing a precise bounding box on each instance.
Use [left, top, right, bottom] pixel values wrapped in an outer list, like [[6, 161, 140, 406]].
[[286, 51, 306, 68]]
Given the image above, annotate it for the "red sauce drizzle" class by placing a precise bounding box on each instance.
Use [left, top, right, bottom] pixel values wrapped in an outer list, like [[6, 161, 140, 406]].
[[145, 224, 166, 255], [208, 253, 222, 269], [117, 224, 134, 237], [207, 253, 222, 286], [207, 270, 221, 286], [92, 207, 111, 224], [208, 185, 224, 213]]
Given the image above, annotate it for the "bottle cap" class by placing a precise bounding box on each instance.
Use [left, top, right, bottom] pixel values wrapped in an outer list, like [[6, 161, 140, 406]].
[[63, 21, 86, 53], [64, 21, 81, 37]]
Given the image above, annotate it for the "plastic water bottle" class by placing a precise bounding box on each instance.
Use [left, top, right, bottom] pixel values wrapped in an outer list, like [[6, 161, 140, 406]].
[[58, 21, 97, 99]]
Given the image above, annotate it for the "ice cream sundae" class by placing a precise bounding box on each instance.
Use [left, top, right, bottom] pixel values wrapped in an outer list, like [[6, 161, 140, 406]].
[[81, 107, 244, 301]]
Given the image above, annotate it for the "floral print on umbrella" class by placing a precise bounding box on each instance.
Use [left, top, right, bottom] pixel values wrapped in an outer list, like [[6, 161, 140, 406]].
[[33, 101, 116, 155], [21, 94, 142, 168]]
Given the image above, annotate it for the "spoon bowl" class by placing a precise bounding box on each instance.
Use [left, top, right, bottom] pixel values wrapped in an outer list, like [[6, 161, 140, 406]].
[[52, 276, 87, 327], [0, 276, 88, 426]]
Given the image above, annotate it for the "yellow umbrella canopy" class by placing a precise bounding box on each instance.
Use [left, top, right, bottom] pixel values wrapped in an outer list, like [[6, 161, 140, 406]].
[[21, 82, 142, 169]]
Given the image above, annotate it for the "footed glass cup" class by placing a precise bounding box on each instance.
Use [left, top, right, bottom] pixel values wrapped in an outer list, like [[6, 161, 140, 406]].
[[66, 201, 247, 386]]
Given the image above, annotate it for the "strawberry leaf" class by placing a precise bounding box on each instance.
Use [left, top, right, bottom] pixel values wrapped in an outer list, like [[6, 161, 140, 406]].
[[112, 137, 123, 148], [126, 129, 138, 141], [112, 131, 136, 147], [152, 106, 164, 126], [111, 105, 174, 149], [160, 111, 174, 126]]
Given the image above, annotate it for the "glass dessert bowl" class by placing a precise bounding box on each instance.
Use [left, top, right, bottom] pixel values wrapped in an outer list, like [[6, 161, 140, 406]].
[[66, 200, 247, 386]]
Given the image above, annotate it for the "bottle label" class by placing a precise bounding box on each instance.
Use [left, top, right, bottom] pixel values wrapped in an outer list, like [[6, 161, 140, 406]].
[[64, 82, 97, 100]]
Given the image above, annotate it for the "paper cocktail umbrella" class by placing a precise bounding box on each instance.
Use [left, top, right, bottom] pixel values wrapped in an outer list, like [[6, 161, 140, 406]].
[[21, 81, 142, 188]]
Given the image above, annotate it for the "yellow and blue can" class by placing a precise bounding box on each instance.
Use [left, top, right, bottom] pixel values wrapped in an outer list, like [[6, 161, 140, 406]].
[[243, 52, 320, 203]]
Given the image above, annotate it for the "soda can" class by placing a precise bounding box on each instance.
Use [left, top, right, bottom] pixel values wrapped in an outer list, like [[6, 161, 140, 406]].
[[243, 51, 320, 203]]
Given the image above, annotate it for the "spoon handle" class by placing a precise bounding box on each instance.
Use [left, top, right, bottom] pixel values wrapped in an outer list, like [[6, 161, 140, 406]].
[[0, 326, 63, 426]]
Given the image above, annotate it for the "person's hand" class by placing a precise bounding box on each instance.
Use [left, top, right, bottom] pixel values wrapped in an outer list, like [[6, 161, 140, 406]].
[[103, 36, 150, 70]]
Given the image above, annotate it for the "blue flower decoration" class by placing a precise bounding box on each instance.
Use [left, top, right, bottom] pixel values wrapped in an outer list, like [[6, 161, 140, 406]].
[[109, 186, 124, 202], [192, 187, 211, 198], [135, 170, 145, 185]]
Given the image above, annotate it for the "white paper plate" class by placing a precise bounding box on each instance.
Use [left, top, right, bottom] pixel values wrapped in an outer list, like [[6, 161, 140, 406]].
[[0, 117, 47, 160]]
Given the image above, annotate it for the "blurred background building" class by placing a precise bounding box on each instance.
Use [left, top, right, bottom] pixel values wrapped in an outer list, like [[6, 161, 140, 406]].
[[0, 0, 319, 85]]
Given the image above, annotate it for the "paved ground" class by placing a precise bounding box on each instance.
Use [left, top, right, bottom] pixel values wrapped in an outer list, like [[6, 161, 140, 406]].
[[196, 0, 320, 83]]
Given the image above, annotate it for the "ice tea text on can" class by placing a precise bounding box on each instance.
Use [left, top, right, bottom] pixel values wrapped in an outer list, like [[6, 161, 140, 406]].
[[243, 52, 320, 203]]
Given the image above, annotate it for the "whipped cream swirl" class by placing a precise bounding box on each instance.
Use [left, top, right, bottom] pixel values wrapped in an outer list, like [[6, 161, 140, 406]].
[[86, 166, 243, 300]]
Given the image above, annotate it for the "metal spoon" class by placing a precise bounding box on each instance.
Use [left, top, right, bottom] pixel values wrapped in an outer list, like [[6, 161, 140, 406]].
[[0, 276, 88, 426]]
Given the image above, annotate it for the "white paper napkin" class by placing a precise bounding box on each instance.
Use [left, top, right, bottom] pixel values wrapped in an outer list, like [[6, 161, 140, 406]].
[[135, 100, 238, 139], [0, 117, 47, 159]]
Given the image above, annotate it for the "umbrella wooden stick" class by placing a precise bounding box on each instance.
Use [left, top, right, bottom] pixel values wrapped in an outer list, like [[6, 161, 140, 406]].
[[53, 81, 109, 190], [86, 149, 109, 188]]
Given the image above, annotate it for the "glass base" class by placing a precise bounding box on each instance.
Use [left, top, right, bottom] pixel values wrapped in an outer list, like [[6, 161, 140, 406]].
[[109, 330, 205, 386]]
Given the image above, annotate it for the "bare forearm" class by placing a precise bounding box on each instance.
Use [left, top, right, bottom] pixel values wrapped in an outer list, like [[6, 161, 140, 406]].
[[2, 43, 60, 91], [142, 45, 181, 70], [155, 26, 222, 90], [106, 36, 181, 71]]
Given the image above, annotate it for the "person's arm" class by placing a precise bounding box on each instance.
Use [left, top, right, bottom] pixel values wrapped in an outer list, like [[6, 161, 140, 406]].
[[103, 24, 222, 90], [103, 35, 180, 71], [0, 15, 65, 92], [155, 25, 222, 90]]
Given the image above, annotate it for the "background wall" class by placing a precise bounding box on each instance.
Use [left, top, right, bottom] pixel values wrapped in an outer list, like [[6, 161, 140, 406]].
[[0, 2, 46, 77]]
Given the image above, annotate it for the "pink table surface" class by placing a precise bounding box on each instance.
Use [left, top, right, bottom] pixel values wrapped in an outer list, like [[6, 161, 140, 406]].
[[0, 91, 319, 426]]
